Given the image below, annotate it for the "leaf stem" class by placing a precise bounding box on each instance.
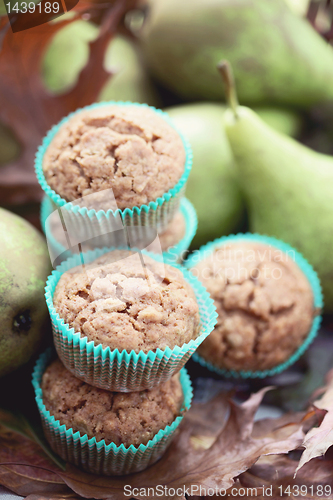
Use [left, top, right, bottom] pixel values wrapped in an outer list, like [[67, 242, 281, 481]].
[[217, 60, 239, 119]]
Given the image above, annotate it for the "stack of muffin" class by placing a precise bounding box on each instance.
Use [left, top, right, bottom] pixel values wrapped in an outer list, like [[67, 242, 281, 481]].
[[33, 103, 217, 475], [33, 101, 323, 476]]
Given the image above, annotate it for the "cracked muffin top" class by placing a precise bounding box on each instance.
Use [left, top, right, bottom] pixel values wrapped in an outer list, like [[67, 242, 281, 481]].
[[42, 358, 184, 447], [42, 105, 186, 210], [53, 250, 200, 353], [191, 242, 315, 372]]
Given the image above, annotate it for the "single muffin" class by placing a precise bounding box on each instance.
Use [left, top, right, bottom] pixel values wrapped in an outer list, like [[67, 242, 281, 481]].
[[33, 349, 193, 474], [53, 249, 200, 353], [41, 358, 184, 447], [191, 241, 316, 372], [42, 105, 186, 210]]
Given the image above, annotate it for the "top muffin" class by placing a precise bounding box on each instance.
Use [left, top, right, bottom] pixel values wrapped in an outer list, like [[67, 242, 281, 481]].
[[42, 105, 186, 210], [53, 250, 200, 353]]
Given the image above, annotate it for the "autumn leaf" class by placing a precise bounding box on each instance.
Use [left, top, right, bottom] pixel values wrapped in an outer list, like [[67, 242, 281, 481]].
[[295, 369, 333, 475], [265, 333, 333, 413], [0, 388, 306, 500], [0, 425, 68, 497], [24, 495, 82, 499], [232, 454, 333, 499], [54, 389, 305, 500], [0, 408, 65, 470], [0, 0, 137, 206]]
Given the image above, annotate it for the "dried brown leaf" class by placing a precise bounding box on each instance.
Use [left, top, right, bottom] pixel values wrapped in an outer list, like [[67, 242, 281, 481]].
[[24, 494, 82, 499], [296, 369, 333, 475], [0, 389, 307, 500], [0, 426, 68, 497], [0, 0, 135, 205], [56, 389, 305, 500], [235, 454, 333, 499]]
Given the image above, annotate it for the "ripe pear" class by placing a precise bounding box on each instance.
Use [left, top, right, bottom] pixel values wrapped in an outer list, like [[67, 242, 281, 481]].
[[139, 0, 333, 107], [100, 35, 160, 106], [254, 107, 302, 138], [284, 0, 310, 16], [220, 62, 333, 311], [167, 103, 244, 247], [42, 22, 159, 105], [42, 20, 98, 94], [0, 208, 51, 377], [166, 103, 301, 247], [0, 122, 20, 166]]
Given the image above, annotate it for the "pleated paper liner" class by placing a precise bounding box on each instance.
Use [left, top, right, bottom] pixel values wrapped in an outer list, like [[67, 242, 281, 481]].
[[163, 197, 198, 263], [40, 196, 197, 266], [45, 247, 217, 391], [32, 348, 193, 476], [35, 101, 193, 241], [186, 233, 323, 379]]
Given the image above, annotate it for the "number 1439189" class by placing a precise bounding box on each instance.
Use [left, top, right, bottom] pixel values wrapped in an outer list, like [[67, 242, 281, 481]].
[[6, 2, 60, 14], [278, 485, 332, 497]]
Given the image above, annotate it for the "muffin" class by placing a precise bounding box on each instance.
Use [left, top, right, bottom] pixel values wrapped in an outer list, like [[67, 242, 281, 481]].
[[42, 104, 186, 211], [46, 246, 216, 391], [33, 350, 193, 475], [42, 358, 184, 447], [53, 249, 200, 353], [190, 239, 319, 373]]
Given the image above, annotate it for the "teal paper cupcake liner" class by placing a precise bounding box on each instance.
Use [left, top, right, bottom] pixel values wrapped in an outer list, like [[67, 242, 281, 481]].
[[35, 101, 193, 238], [45, 247, 217, 391], [186, 233, 323, 379], [40, 195, 53, 233], [40, 196, 197, 266], [32, 348, 193, 476], [164, 198, 198, 264]]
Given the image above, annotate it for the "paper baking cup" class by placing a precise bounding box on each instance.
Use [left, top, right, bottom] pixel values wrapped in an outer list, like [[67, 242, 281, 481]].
[[41, 196, 197, 266], [35, 101, 192, 236], [32, 348, 193, 476], [163, 198, 198, 264], [40, 195, 53, 233], [45, 247, 217, 391], [186, 233, 323, 379]]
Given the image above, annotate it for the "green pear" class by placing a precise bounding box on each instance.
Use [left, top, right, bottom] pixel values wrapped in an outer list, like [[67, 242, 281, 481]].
[[42, 21, 159, 105], [254, 107, 302, 138], [0, 122, 20, 166], [166, 102, 302, 247], [0, 209, 51, 377], [42, 20, 98, 94], [284, 0, 310, 16], [220, 61, 333, 311], [139, 0, 333, 107], [166, 103, 244, 247], [100, 35, 160, 106]]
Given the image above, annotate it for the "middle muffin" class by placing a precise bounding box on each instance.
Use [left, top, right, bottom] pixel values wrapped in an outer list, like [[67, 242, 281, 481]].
[[46, 248, 217, 391], [54, 249, 200, 353]]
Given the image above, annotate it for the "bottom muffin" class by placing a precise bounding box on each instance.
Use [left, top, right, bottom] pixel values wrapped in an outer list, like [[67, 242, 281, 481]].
[[33, 350, 193, 475]]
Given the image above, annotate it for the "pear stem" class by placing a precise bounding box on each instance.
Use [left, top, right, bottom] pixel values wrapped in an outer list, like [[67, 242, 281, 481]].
[[218, 60, 239, 119]]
